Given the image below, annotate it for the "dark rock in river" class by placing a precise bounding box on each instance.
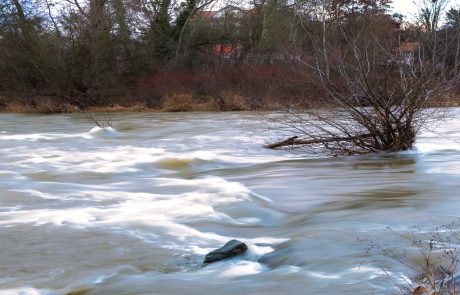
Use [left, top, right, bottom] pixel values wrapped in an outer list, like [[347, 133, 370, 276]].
[[203, 240, 248, 265]]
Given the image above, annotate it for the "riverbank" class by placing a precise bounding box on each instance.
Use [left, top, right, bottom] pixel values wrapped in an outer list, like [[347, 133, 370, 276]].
[[2, 64, 459, 114], [1, 93, 459, 113], [0, 93, 322, 114], [0, 65, 326, 113], [0, 95, 256, 113]]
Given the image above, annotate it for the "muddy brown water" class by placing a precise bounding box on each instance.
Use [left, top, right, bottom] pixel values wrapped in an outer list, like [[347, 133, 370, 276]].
[[1, 112, 460, 294]]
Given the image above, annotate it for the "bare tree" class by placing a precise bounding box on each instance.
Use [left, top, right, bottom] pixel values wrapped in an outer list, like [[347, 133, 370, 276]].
[[173, 0, 216, 65], [417, 0, 450, 33], [265, 1, 459, 155]]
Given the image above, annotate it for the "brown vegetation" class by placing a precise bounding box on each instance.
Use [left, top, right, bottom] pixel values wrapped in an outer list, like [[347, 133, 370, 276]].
[[263, 0, 460, 155], [0, 64, 326, 113], [0, 0, 459, 118]]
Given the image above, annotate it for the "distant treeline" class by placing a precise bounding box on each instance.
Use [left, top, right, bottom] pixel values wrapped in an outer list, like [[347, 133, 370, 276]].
[[0, 0, 459, 112]]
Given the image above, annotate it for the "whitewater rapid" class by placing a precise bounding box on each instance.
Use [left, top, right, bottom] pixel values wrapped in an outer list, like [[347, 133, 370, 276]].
[[1, 111, 460, 294]]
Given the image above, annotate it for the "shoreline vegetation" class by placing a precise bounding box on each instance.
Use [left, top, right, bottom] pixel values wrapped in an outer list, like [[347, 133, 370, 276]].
[[0, 64, 332, 113], [2, 98, 459, 114], [2, 0, 458, 115], [1, 65, 459, 114], [1, 92, 459, 114]]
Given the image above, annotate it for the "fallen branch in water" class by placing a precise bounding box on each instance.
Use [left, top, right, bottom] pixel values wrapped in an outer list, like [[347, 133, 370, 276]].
[[264, 136, 299, 149], [264, 134, 375, 149]]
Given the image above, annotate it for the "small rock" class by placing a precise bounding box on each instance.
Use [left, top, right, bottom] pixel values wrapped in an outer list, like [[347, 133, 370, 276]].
[[203, 240, 248, 265]]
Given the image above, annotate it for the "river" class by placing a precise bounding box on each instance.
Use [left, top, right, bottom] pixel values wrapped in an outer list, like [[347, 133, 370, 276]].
[[1, 111, 460, 294]]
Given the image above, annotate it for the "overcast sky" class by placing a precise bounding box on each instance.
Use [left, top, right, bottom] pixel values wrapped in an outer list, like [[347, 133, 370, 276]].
[[391, 0, 460, 21]]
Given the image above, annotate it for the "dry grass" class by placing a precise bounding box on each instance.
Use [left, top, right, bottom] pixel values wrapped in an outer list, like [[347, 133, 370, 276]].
[[161, 93, 220, 112], [0, 96, 79, 113], [0, 95, 153, 113]]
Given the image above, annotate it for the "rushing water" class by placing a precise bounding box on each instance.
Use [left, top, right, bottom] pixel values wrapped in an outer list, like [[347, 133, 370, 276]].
[[1, 111, 460, 295]]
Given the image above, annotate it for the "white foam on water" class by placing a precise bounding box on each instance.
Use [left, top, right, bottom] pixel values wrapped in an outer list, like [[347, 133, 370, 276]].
[[349, 265, 391, 280], [0, 208, 98, 226], [11, 146, 164, 173], [86, 126, 119, 140], [0, 176, 285, 251], [190, 135, 221, 142], [156, 177, 251, 201], [0, 131, 90, 141], [0, 288, 48, 295], [0, 190, 242, 229], [0, 117, 299, 288], [246, 244, 275, 257], [11, 189, 64, 200], [307, 271, 341, 280], [242, 237, 289, 245], [219, 261, 267, 278], [415, 131, 460, 174], [0, 124, 292, 174], [426, 166, 460, 174], [415, 140, 460, 154], [0, 126, 117, 142], [88, 126, 116, 135], [7, 144, 289, 174], [415, 117, 460, 154], [0, 133, 57, 141]]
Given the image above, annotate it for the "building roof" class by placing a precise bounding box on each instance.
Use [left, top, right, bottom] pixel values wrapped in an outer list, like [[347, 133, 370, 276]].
[[213, 43, 240, 58], [400, 42, 420, 52]]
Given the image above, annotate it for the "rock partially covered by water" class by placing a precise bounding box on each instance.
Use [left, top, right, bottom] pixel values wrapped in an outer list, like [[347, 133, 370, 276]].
[[203, 240, 248, 265], [257, 240, 307, 268], [257, 246, 291, 268]]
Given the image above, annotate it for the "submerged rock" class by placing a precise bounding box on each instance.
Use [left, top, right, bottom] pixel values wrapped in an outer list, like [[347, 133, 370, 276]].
[[203, 240, 248, 265], [257, 239, 308, 268], [257, 247, 291, 268]]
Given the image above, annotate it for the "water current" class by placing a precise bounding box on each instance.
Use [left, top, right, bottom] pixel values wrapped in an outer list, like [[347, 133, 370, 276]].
[[1, 111, 460, 294]]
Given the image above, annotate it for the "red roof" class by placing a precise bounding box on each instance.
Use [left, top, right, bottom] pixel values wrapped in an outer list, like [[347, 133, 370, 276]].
[[213, 44, 239, 57], [400, 42, 420, 52]]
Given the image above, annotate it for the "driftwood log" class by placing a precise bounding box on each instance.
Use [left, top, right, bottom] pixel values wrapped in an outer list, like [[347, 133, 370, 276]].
[[264, 134, 375, 149]]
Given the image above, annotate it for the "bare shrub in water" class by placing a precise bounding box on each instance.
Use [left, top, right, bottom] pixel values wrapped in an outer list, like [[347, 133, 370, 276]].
[[88, 113, 113, 128], [265, 1, 459, 155]]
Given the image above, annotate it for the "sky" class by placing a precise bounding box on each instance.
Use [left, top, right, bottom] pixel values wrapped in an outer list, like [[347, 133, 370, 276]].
[[392, 0, 460, 21]]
